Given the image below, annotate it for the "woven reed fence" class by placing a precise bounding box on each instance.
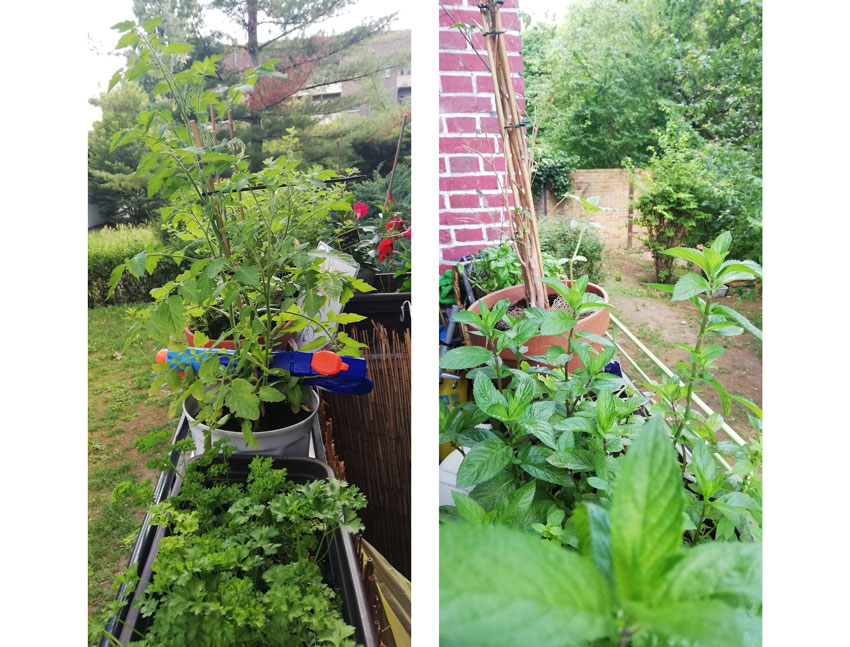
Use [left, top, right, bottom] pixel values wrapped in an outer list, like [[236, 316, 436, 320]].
[[320, 324, 411, 578]]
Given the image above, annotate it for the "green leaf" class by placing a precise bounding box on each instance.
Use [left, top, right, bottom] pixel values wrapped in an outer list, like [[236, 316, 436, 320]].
[[472, 374, 507, 417], [710, 231, 732, 255], [258, 386, 285, 403], [146, 295, 185, 342], [595, 388, 616, 433], [493, 479, 538, 527], [440, 523, 614, 646], [540, 310, 577, 336], [689, 441, 719, 497], [547, 449, 594, 471], [111, 20, 135, 32], [644, 282, 675, 294], [143, 16, 162, 31], [469, 471, 516, 511], [706, 377, 731, 416], [660, 246, 709, 272], [654, 541, 762, 608], [165, 42, 194, 54], [225, 379, 260, 421], [714, 305, 762, 340], [672, 272, 710, 301], [455, 438, 513, 488], [451, 491, 487, 524], [518, 445, 575, 486], [116, 31, 140, 49], [610, 416, 684, 602], [630, 601, 761, 647], [572, 503, 613, 587], [234, 265, 260, 286], [439, 345, 493, 370]]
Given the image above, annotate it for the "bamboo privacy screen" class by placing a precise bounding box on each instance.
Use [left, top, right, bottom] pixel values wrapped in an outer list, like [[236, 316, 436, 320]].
[[479, 1, 547, 308], [319, 324, 411, 578]]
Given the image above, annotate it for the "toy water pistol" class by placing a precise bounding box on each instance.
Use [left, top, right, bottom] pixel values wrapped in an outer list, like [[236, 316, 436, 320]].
[[155, 347, 373, 395]]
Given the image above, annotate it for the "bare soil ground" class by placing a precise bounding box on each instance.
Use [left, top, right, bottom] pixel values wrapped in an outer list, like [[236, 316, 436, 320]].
[[602, 245, 762, 442]]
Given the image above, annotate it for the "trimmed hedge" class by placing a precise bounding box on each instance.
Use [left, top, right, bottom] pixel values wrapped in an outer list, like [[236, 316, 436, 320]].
[[88, 224, 182, 307]]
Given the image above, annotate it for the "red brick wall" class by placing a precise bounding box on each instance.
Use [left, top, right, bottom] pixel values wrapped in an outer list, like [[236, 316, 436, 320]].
[[439, 0, 525, 268]]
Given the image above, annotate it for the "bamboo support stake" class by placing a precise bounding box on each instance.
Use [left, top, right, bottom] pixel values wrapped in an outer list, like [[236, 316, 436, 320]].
[[385, 113, 408, 208], [479, 3, 547, 308]]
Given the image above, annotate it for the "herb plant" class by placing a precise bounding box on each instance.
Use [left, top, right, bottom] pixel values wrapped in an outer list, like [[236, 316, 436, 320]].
[[439, 232, 763, 644], [440, 417, 762, 647], [95, 448, 366, 647], [468, 241, 564, 298], [105, 18, 373, 448]]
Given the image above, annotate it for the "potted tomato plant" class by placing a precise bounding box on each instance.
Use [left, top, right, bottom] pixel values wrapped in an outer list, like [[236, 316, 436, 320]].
[[107, 18, 371, 455]]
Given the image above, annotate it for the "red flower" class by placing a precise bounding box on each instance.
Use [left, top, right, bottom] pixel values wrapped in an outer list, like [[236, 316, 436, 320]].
[[352, 202, 369, 218], [385, 216, 404, 231], [377, 238, 394, 262], [402, 227, 411, 239]]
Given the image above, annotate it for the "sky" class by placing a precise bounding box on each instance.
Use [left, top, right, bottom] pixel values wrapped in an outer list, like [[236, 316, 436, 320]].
[[85, 0, 413, 128]]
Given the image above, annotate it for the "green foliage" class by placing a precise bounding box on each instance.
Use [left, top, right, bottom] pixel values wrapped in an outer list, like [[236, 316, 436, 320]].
[[531, 144, 576, 199], [106, 19, 372, 448], [524, 0, 762, 263], [439, 231, 762, 642], [95, 455, 366, 647], [440, 418, 762, 647], [539, 218, 606, 285], [468, 242, 564, 298], [89, 224, 181, 306], [88, 81, 164, 224], [630, 112, 739, 282]]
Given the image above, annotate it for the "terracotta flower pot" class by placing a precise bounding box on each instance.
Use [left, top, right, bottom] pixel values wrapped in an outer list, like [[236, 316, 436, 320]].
[[468, 281, 610, 372], [184, 326, 295, 350]]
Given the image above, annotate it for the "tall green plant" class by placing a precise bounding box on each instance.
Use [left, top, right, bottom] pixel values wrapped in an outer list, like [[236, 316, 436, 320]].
[[440, 417, 762, 647], [106, 17, 372, 449]]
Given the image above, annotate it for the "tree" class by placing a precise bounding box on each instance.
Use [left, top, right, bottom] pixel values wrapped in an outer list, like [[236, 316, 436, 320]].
[[208, 0, 401, 168], [88, 81, 163, 224]]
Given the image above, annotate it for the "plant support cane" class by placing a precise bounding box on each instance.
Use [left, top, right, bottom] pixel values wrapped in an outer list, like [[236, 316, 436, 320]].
[[479, 1, 547, 308]]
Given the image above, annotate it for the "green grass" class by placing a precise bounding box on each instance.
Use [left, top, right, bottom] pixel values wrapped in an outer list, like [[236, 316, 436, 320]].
[[88, 304, 178, 617]]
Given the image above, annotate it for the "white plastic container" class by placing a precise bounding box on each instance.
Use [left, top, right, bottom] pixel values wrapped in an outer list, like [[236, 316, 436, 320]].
[[184, 388, 320, 456]]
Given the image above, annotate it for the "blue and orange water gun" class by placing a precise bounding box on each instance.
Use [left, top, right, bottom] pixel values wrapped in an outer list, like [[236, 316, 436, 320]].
[[155, 347, 373, 394]]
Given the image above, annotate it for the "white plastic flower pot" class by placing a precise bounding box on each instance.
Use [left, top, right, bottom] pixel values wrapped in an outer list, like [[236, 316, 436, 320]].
[[183, 387, 319, 456]]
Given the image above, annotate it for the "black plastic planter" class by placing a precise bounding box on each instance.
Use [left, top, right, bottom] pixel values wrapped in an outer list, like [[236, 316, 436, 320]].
[[344, 291, 411, 337], [102, 453, 377, 647]]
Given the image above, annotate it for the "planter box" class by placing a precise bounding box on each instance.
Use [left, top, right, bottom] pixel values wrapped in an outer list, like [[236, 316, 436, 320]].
[[344, 291, 412, 337], [102, 454, 377, 647]]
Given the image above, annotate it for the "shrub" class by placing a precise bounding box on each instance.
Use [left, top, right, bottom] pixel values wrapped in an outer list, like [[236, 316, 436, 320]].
[[531, 145, 576, 200], [88, 225, 181, 307], [539, 218, 607, 285]]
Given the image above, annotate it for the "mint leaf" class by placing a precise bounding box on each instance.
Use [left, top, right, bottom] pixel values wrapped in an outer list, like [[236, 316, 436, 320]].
[[455, 437, 512, 488], [439, 345, 493, 370], [451, 491, 487, 524], [440, 523, 614, 646], [610, 416, 684, 602]]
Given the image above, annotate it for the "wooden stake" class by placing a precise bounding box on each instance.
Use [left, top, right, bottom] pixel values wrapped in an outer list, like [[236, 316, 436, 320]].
[[385, 113, 408, 209]]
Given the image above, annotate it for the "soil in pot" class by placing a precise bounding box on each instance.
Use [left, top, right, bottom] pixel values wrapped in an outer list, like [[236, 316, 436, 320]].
[[497, 293, 594, 330], [185, 397, 312, 433]]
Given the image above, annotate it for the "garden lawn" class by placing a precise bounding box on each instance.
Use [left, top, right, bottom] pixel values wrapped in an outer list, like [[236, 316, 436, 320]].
[[88, 304, 177, 617], [602, 246, 762, 441]]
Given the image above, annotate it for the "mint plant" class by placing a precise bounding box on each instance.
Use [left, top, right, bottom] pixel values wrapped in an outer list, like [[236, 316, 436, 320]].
[[95, 454, 366, 647], [440, 417, 762, 647], [105, 18, 373, 448]]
